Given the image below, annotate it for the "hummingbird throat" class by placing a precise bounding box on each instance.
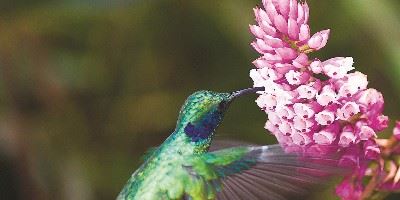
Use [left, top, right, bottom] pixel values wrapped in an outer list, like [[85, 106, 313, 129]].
[[183, 109, 223, 143]]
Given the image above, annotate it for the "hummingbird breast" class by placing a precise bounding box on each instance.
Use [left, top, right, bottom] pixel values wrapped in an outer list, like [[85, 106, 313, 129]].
[[117, 133, 200, 200]]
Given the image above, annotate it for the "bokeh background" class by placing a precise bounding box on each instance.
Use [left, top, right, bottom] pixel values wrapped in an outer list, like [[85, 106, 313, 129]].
[[1, 0, 400, 199]]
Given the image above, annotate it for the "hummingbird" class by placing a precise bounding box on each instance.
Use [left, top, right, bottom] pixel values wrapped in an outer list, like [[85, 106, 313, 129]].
[[117, 88, 339, 200]]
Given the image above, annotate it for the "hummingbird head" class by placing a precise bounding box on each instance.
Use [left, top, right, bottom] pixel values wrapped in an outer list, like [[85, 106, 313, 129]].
[[177, 87, 263, 143]]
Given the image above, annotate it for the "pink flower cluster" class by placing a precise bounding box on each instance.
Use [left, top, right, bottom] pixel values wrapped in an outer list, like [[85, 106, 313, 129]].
[[336, 124, 400, 199], [249, 0, 388, 163]]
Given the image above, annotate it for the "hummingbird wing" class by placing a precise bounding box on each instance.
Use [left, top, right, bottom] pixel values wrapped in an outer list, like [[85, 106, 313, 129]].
[[184, 145, 343, 200]]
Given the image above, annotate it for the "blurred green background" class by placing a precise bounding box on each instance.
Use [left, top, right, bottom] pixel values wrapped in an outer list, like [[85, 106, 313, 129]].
[[1, 0, 400, 199]]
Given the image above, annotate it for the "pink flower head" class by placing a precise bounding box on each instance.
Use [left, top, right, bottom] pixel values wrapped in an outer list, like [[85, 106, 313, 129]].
[[249, 3, 390, 199], [251, 0, 385, 156], [250, 0, 332, 66]]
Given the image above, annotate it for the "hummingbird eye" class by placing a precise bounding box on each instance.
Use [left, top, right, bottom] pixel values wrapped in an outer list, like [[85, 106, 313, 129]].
[[218, 100, 227, 110]]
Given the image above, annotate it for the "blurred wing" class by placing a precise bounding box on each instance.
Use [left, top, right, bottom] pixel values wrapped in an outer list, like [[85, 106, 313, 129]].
[[209, 139, 253, 151], [189, 145, 344, 200]]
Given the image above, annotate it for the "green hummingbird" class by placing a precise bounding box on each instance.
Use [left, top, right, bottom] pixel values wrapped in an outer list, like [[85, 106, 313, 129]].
[[117, 88, 338, 200]]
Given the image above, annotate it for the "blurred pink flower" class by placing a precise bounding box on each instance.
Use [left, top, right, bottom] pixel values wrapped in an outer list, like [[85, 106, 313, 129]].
[[393, 121, 400, 140], [336, 176, 363, 200]]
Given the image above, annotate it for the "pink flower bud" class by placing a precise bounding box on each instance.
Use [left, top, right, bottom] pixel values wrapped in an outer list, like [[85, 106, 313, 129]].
[[252, 68, 278, 87], [263, 81, 280, 93], [347, 71, 368, 90], [315, 110, 335, 126], [263, 53, 283, 64], [254, 7, 272, 25], [296, 2, 309, 24], [356, 88, 383, 108], [263, 35, 285, 48], [274, 63, 294, 74], [313, 130, 336, 145], [311, 79, 323, 91], [297, 85, 317, 99], [260, 20, 277, 36], [308, 29, 330, 50], [288, 0, 298, 21], [292, 53, 309, 68], [338, 84, 358, 98], [250, 25, 266, 39], [363, 140, 380, 160], [369, 114, 389, 132], [275, 132, 294, 145], [299, 24, 310, 41], [275, 47, 298, 60], [279, 121, 294, 136], [261, 67, 279, 80], [274, 90, 295, 106], [285, 70, 310, 85], [276, 105, 295, 120], [357, 125, 376, 140], [256, 93, 277, 110], [274, 14, 288, 34], [249, 69, 265, 87], [268, 112, 282, 126], [251, 39, 274, 53], [310, 59, 323, 74], [252, 57, 271, 68], [293, 103, 317, 119], [301, 2, 309, 24], [293, 116, 314, 132], [288, 18, 299, 40], [339, 126, 356, 147], [264, 120, 277, 133], [337, 102, 360, 121], [291, 131, 311, 145], [322, 57, 354, 79], [264, 0, 279, 22], [316, 85, 337, 106], [277, 0, 290, 18]]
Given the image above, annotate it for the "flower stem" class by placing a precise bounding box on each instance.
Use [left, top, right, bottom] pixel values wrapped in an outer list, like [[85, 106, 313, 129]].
[[361, 172, 378, 199]]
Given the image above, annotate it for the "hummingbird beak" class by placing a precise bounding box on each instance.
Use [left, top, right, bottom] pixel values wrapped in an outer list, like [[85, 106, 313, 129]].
[[229, 87, 264, 101]]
